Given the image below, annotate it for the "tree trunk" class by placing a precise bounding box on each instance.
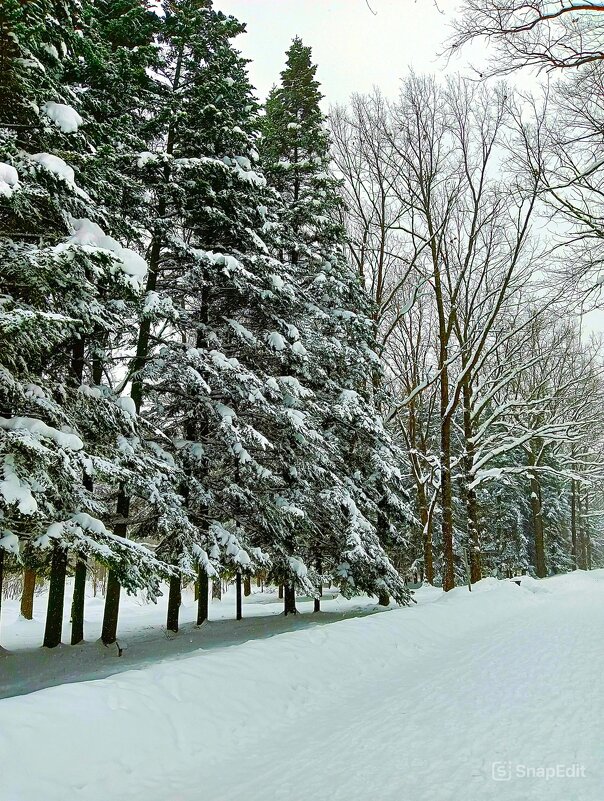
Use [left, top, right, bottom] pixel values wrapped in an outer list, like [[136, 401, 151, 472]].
[[378, 591, 390, 606], [418, 494, 434, 585], [441, 412, 455, 591], [166, 574, 181, 633], [101, 571, 121, 645], [244, 575, 251, 597], [571, 476, 577, 568], [578, 490, 588, 570], [20, 567, 36, 620], [70, 556, 87, 644], [197, 567, 209, 625], [43, 544, 68, 648], [284, 583, 297, 615], [530, 472, 547, 578], [314, 557, 322, 612], [236, 572, 242, 620], [278, 583, 284, 599], [462, 381, 482, 583], [101, 489, 130, 645], [212, 576, 222, 600]]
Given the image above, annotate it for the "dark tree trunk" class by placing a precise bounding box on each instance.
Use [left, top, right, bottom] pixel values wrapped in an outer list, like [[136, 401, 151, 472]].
[[530, 472, 547, 578], [284, 583, 297, 615], [43, 544, 68, 648], [101, 489, 130, 645], [71, 471, 92, 644], [166, 574, 181, 633], [462, 381, 482, 584], [244, 575, 251, 597], [197, 568, 209, 626], [70, 556, 87, 644], [212, 576, 222, 600], [20, 567, 36, 620], [236, 572, 242, 621], [378, 591, 390, 606], [278, 583, 284, 599], [441, 412, 455, 591], [314, 557, 322, 612], [101, 571, 121, 645]]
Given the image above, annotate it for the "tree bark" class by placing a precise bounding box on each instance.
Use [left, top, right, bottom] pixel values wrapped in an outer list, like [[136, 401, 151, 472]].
[[462, 381, 482, 583], [418, 493, 434, 585], [101, 571, 121, 645], [101, 489, 130, 645], [243, 575, 251, 597], [43, 544, 68, 648], [441, 412, 455, 591], [378, 591, 390, 606], [530, 472, 547, 578], [20, 567, 36, 620], [570, 476, 577, 568], [284, 583, 297, 615], [314, 557, 323, 612], [197, 567, 209, 625], [166, 574, 181, 633], [70, 557, 87, 644], [236, 572, 242, 620], [278, 583, 284, 599]]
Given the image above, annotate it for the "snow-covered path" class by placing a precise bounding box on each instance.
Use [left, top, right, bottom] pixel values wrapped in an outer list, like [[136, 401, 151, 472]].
[[1, 571, 602, 801], [0, 585, 385, 699]]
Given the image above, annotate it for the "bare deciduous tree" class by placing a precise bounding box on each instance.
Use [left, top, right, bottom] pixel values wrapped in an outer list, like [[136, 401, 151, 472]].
[[449, 1, 604, 74]]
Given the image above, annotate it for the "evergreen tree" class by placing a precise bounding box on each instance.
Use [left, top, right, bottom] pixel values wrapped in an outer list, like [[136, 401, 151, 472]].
[[260, 38, 412, 606], [0, 0, 174, 647]]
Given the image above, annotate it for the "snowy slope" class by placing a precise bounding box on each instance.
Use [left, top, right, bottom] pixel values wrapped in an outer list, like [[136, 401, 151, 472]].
[[1, 572, 603, 801]]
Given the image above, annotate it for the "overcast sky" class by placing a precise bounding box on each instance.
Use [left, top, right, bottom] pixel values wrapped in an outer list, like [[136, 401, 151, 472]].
[[212, 0, 467, 106]]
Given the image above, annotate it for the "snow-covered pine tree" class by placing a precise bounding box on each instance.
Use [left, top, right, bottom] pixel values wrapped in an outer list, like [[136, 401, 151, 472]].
[[0, 0, 174, 647], [260, 38, 412, 607], [116, 0, 330, 632]]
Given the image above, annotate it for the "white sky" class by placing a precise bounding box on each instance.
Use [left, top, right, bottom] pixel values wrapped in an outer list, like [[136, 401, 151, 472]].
[[213, 0, 467, 106]]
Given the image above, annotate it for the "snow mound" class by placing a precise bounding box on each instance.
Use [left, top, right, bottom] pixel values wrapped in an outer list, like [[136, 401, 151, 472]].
[[42, 101, 83, 133], [31, 153, 76, 185], [511, 575, 552, 594], [61, 218, 147, 283], [0, 416, 83, 451], [0, 162, 19, 198]]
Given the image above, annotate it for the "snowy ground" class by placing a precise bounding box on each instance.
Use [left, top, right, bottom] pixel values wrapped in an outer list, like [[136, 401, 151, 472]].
[[1, 571, 602, 801]]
